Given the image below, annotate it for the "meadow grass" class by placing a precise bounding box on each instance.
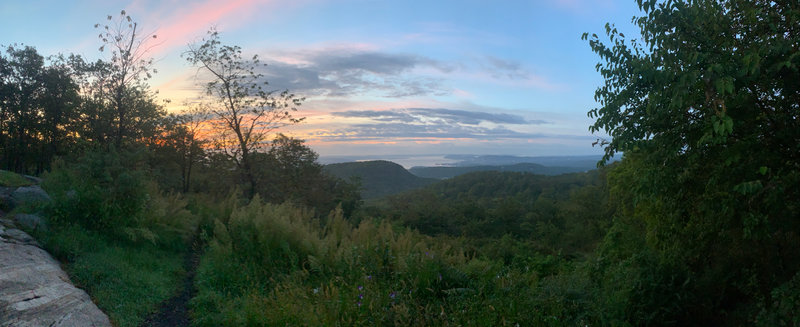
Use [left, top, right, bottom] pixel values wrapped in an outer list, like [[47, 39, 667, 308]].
[[191, 196, 589, 326], [35, 223, 187, 327]]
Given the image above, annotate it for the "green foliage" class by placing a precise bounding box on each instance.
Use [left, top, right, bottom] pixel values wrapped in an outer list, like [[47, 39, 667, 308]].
[[183, 29, 304, 198], [324, 160, 437, 200], [34, 223, 187, 327], [408, 163, 588, 180], [0, 45, 82, 174], [251, 135, 361, 216], [756, 272, 800, 327], [375, 169, 612, 254], [42, 148, 198, 245], [33, 151, 199, 326], [192, 198, 596, 326], [43, 149, 150, 232], [584, 0, 800, 324]]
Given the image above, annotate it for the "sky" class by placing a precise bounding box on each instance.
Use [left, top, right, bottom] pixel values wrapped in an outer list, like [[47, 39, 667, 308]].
[[0, 0, 644, 158]]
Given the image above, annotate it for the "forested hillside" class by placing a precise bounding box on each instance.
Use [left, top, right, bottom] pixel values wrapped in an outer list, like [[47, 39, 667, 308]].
[[324, 160, 437, 199], [367, 169, 611, 255], [408, 162, 589, 179], [1, 1, 798, 326]]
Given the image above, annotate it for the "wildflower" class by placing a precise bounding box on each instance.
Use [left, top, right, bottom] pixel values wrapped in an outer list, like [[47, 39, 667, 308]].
[[359, 293, 364, 299], [389, 291, 396, 299], [357, 301, 362, 307], [358, 285, 363, 291], [366, 275, 372, 280], [312, 288, 319, 294]]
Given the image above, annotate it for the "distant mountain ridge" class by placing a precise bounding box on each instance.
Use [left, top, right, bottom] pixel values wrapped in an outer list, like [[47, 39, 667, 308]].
[[408, 162, 590, 179], [323, 160, 437, 199]]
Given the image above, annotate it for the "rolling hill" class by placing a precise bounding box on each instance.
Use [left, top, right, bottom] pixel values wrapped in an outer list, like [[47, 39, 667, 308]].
[[324, 160, 437, 199], [407, 162, 590, 179]]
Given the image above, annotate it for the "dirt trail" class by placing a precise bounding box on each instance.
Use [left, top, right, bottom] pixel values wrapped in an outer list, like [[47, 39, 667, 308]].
[[140, 237, 201, 327]]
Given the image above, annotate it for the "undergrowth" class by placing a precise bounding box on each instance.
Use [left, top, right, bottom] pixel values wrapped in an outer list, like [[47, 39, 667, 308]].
[[191, 195, 591, 326]]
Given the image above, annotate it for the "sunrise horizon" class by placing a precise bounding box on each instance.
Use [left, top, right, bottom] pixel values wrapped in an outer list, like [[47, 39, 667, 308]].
[[1, 0, 642, 157]]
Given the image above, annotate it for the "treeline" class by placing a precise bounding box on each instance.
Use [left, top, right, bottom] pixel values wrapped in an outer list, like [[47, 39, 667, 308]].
[[0, 13, 359, 217], [0, 45, 158, 173], [371, 169, 611, 254]]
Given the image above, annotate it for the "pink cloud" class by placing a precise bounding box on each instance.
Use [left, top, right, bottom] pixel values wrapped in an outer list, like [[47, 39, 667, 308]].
[[145, 0, 263, 56]]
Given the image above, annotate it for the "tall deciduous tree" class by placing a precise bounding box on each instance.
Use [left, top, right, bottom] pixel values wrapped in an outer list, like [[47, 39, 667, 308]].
[[95, 10, 159, 147], [184, 29, 304, 197], [585, 0, 800, 324], [0, 45, 81, 173]]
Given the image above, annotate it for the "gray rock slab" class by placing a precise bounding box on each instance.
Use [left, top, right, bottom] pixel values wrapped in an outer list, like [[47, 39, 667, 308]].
[[10, 186, 52, 209], [13, 214, 46, 232], [0, 224, 111, 326]]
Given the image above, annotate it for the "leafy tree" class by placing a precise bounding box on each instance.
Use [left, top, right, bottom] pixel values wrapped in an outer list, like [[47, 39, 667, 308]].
[[184, 29, 304, 197], [0, 45, 46, 172], [0, 45, 81, 173], [149, 107, 208, 192], [255, 134, 361, 216], [585, 0, 800, 323]]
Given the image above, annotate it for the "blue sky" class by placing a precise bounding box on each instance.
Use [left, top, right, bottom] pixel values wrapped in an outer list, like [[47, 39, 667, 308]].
[[0, 0, 643, 157]]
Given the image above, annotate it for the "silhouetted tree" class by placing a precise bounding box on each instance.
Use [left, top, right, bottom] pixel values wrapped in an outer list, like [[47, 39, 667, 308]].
[[184, 29, 304, 197], [95, 10, 159, 147]]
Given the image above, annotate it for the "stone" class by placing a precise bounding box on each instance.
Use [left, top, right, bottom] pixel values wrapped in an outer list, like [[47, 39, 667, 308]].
[[14, 213, 46, 231], [10, 185, 52, 208], [0, 226, 111, 326]]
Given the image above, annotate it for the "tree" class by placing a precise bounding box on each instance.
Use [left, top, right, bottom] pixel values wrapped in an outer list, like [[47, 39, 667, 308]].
[[255, 134, 361, 216], [0, 45, 45, 172], [585, 0, 800, 323], [0, 45, 81, 173], [95, 10, 159, 147], [184, 29, 304, 197], [149, 107, 208, 192]]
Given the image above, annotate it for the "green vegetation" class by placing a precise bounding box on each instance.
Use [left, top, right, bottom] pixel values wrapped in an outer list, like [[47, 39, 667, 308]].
[[35, 224, 187, 327], [1, 1, 798, 326], [0, 169, 33, 187], [32, 149, 200, 326], [373, 169, 611, 254], [192, 198, 583, 326], [408, 162, 588, 179], [581, 0, 800, 324], [324, 160, 437, 199]]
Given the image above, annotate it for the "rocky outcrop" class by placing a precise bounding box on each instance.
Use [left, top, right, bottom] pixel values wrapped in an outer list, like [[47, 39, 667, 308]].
[[0, 179, 111, 326], [13, 213, 46, 231], [0, 218, 111, 326], [10, 185, 52, 209]]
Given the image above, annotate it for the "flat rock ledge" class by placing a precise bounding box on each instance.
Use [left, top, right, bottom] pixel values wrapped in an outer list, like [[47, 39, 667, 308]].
[[0, 218, 111, 327]]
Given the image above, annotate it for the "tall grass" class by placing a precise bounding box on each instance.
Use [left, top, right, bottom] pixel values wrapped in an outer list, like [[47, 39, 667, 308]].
[[32, 150, 200, 326], [192, 197, 592, 326]]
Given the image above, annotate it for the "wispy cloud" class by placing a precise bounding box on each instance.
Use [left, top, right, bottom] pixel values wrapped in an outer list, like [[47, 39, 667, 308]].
[[131, 0, 289, 57], [261, 50, 452, 97], [484, 56, 530, 80], [301, 107, 562, 143], [256, 47, 566, 98], [332, 108, 548, 125]]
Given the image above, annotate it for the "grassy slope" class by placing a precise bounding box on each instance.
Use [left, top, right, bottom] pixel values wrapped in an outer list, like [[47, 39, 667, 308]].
[[35, 224, 187, 327], [0, 169, 34, 187]]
